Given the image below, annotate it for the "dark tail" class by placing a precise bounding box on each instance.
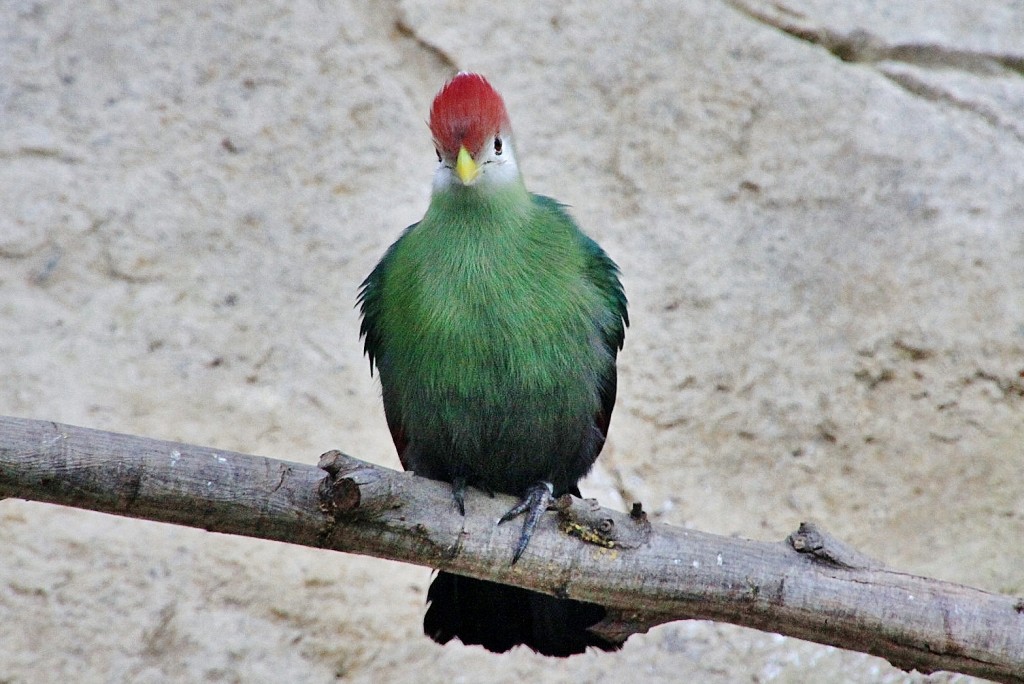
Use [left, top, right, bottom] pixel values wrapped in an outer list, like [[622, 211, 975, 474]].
[[424, 571, 621, 657]]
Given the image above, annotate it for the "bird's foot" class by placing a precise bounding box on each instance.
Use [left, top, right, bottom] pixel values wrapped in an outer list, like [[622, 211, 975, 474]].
[[498, 481, 555, 564], [452, 476, 467, 516]]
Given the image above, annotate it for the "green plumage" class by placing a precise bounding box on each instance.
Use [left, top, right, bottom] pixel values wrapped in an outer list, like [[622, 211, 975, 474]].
[[359, 71, 627, 657], [359, 180, 626, 498]]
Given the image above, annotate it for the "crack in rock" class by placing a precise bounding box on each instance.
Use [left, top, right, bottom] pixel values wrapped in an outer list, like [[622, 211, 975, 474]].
[[724, 0, 1024, 142], [877, 65, 1024, 143], [393, 15, 457, 73], [727, 0, 1024, 76]]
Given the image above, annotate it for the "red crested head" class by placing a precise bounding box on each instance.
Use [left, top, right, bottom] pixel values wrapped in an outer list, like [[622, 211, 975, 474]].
[[429, 73, 510, 159]]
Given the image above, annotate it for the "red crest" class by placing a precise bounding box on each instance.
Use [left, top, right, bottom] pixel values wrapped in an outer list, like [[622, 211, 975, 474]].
[[429, 73, 510, 158]]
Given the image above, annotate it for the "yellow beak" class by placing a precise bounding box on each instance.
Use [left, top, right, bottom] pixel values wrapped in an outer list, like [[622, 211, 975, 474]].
[[455, 146, 479, 185]]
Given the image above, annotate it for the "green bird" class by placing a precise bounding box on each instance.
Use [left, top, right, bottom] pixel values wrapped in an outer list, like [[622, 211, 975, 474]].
[[358, 72, 628, 656]]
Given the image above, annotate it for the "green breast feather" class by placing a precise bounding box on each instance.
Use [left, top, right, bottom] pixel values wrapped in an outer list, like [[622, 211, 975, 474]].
[[361, 192, 624, 393]]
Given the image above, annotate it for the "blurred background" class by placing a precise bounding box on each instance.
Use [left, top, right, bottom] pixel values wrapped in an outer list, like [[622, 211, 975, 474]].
[[2, 1, 1022, 681]]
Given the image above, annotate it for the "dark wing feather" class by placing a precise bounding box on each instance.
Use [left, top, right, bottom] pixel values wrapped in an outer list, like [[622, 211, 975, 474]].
[[581, 229, 628, 445], [357, 226, 417, 461], [531, 195, 628, 446]]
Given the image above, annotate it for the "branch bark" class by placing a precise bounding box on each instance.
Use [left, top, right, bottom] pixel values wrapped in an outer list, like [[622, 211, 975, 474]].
[[1, 415, 1021, 681]]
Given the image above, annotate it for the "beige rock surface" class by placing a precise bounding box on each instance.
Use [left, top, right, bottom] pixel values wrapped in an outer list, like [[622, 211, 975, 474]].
[[2, 1, 1022, 681]]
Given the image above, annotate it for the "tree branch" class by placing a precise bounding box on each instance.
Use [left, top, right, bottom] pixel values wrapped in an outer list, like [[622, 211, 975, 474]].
[[1, 415, 1021, 682]]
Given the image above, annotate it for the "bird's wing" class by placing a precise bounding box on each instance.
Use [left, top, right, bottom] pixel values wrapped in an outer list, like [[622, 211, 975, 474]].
[[358, 225, 416, 460], [583, 235, 629, 443], [532, 195, 629, 444]]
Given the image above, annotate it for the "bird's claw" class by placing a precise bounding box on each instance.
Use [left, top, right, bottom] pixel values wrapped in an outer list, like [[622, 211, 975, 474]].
[[498, 481, 555, 564]]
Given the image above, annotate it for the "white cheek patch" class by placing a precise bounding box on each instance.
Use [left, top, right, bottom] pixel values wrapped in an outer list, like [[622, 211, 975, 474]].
[[484, 151, 521, 185], [432, 145, 521, 192], [432, 164, 458, 192]]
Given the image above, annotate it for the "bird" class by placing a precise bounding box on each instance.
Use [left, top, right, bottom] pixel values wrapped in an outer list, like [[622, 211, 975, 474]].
[[358, 72, 628, 656]]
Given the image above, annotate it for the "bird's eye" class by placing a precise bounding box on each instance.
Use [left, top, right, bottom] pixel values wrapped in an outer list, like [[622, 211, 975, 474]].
[[435, 148, 442, 162], [494, 137, 503, 155]]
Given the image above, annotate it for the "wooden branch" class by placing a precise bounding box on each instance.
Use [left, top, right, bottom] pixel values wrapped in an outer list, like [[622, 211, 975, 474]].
[[1, 416, 1021, 682]]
